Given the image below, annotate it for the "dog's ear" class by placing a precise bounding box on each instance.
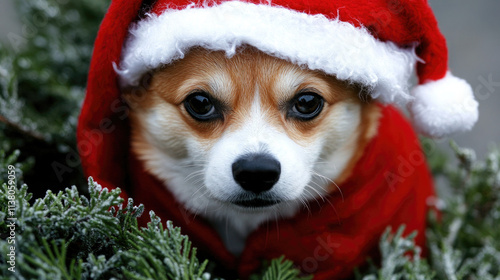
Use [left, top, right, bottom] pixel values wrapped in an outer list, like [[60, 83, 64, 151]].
[[341, 81, 372, 103], [323, 74, 372, 104], [357, 86, 373, 103]]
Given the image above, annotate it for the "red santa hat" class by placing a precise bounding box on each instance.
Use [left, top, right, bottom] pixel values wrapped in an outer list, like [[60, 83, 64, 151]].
[[107, 0, 478, 138]]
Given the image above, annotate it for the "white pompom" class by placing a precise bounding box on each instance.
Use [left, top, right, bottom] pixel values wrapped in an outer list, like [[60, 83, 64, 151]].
[[409, 72, 478, 138]]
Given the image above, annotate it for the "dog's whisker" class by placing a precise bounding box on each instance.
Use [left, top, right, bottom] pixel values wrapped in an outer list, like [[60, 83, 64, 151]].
[[184, 170, 205, 182], [190, 185, 206, 199], [190, 187, 212, 221], [178, 159, 210, 169], [182, 158, 210, 164], [212, 201, 227, 213], [319, 190, 340, 219], [312, 174, 329, 186], [303, 180, 338, 215], [311, 170, 344, 202], [189, 196, 205, 222], [308, 179, 326, 192], [301, 198, 312, 216], [304, 183, 326, 202], [190, 176, 205, 185], [303, 187, 322, 208], [179, 162, 206, 168], [303, 188, 321, 211], [178, 163, 207, 169], [225, 215, 230, 243], [313, 161, 331, 165], [329, 180, 344, 202], [295, 192, 312, 215], [273, 211, 280, 240], [311, 170, 334, 184], [190, 176, 207, 187]]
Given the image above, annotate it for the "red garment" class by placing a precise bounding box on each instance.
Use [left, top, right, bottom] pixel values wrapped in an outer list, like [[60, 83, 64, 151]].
[[77, 0, 436, 278], [123, 105, 435, 279]]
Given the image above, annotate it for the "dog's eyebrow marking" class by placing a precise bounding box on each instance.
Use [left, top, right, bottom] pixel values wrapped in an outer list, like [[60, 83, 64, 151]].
[[272, 67, 309, 103], [209, 72, 233, 101]]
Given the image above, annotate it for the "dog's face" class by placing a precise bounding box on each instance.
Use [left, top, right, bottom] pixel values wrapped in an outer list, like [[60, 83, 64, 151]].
[[125, 47, 379, 228]]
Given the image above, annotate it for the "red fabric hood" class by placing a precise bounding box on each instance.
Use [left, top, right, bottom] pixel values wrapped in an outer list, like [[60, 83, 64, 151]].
[[78, 0, 435, 278]]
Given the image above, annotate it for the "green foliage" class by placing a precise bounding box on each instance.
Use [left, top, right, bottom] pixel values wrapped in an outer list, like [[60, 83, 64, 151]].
[[426, 142, 500, 279], [22, 239, 84, 280], [0, 0, 111, 195], [0, 152, 308, 279], [358, 142, 500, 280], [250, 256, 312, 280], [1, 143, 499, 279], [119, 217, 210, 280], [0, 149, 33, 185], [356, 226, 435, 280], [0, 175, 212, 279], [1, 0, 109, 143]]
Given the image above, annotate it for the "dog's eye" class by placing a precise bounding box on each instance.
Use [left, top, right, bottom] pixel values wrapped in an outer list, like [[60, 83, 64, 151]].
[[289, 92, 324, 120], [184, 91, 221, 121]]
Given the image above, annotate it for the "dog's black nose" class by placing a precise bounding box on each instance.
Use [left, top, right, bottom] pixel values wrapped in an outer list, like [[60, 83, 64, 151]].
[[232, 154, 281, 194]]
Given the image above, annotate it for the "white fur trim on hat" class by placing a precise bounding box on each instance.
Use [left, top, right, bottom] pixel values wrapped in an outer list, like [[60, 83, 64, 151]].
[[116, 1, 418, 106], [409, 72, 479, 138]]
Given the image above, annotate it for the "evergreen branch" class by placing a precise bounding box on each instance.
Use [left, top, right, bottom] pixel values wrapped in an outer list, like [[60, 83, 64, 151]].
[[0, 113, 47, 142], [257, 256, 312, 280], [22, 239, 83, 280]]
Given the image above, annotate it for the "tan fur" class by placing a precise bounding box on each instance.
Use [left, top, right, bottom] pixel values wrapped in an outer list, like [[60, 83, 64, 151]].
[[332, 102, 381, 186], [124, 46, 380, 193]]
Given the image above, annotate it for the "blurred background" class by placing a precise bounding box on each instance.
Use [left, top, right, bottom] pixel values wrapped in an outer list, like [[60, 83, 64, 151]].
[[0, 0, 499, 195], [427, 0, 500, 158]]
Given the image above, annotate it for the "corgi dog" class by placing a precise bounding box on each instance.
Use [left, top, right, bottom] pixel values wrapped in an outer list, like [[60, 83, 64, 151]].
[[123, 46, 380, 255]]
